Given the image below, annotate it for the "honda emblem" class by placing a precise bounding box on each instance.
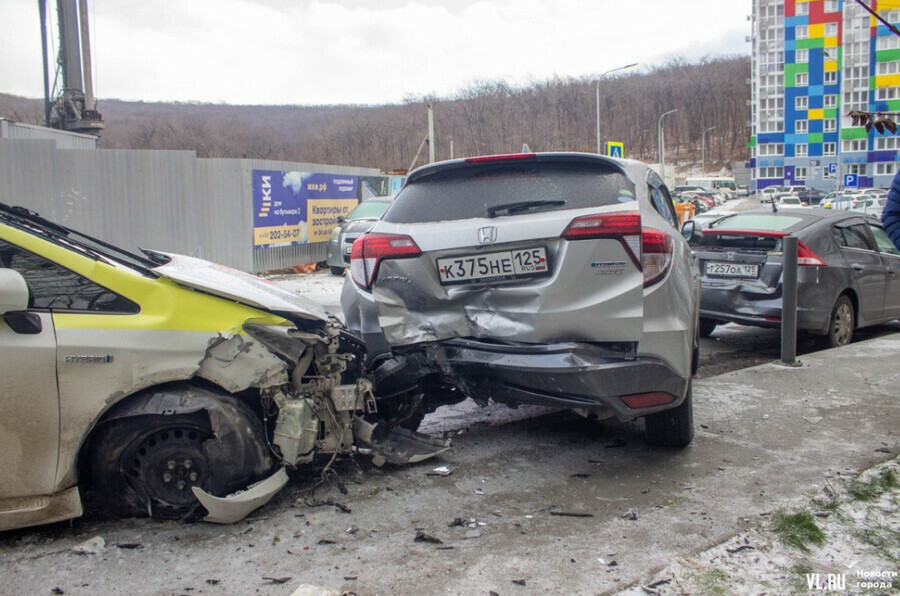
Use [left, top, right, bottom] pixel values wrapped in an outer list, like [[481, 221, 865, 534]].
[[478, 226, 498, 245]]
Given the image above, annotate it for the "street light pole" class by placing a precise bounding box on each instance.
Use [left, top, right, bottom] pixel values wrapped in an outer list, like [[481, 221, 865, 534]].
[[702, 126, 716, 173], [658, 109, 678, 181], [596, 63, 639, 153]]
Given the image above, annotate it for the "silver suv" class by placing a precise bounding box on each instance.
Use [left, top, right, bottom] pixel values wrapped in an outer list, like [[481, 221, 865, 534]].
[[341, 153, 700, 446]]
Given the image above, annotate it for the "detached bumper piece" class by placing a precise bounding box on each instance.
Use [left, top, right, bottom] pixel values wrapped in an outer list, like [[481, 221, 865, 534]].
[[352, 417, 451, 467], [193, 467, 289, 524], [423, 339, 688, 420]]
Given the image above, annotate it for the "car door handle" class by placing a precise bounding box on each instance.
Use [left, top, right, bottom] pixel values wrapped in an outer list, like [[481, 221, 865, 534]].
[[851, 264, 864, 271]]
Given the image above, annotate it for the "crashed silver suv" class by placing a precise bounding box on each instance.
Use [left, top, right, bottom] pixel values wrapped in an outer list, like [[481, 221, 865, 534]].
[[342, 153, 700, 446]]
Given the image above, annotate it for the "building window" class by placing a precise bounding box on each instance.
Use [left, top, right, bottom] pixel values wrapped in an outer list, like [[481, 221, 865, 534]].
[[796, 25, 809, 39], [877, 35, 900, 51], [796, 96, 809, 110], [824, 119, 837, 132], [848, 164, 869, 176], [760, 166, 784, 179], [796, 49, 809, 63], [875, 162, 898, 176], [824, 71, 838, 85], [876, 87, 900, 100], [843, 139, 869, 152], [796, 119, 809, 133], [825, 22, 838, 37], [877, 61, 900, 75], [825, 0, 839, 12], [824, 94, 838, 108], [759, 143, 785, 156], [876, 137, 899, 150], [796, 72, 809, 87], [824, 142, 837, 156], [795, 167, 808, 181], [796, 2, 809, 16], [795, 144, 809, 157]]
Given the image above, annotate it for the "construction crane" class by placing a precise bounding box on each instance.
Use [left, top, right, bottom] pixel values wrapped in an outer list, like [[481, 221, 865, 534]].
[[38, 0, 104, 135]]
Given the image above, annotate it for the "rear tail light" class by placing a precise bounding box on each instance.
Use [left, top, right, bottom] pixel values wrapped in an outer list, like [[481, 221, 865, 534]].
[[350, 233, 422, 289], [641, 228, 674, 286], [797, 241, 827, 266], [561, 212, 672, 287], [562, 212, 642, 267]]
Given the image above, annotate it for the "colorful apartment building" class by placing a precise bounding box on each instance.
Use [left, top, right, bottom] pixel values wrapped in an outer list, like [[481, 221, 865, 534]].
[[750, 0, 900, 190]]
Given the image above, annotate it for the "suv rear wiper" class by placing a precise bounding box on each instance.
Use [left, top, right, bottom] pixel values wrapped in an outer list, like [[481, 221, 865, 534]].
[[486, 200, 565, 218]]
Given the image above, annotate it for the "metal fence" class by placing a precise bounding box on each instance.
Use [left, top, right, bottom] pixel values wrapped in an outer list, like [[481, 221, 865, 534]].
[[0, 138, 382, 272]]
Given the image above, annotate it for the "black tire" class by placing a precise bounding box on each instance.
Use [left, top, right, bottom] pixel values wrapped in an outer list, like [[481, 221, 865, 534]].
[[826, 295, 855, 348], [329, 266, 345, 276], [89, 393, 272, 520], [698, 317, 717, 338], [645, 382, 694, 448]]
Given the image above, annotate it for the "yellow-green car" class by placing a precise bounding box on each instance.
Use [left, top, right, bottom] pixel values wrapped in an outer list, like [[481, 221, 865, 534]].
[[0, 205, 444, 532]]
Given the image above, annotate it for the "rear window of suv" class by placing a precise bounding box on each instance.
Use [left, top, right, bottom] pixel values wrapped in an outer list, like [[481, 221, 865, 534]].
[[383, 160, 635, 224]]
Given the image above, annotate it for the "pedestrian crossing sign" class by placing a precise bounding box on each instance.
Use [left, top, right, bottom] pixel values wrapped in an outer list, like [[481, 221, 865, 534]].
[[606, 142, 624, 158]]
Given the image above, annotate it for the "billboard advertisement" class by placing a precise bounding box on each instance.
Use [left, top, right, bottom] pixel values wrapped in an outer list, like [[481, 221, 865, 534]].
[[252, 170, 359, 247]]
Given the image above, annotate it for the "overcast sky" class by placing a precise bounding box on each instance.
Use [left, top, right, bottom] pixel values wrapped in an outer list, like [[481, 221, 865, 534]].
[[0, 0, 750, 106]]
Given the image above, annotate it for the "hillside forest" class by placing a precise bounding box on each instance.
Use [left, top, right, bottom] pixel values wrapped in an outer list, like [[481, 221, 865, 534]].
[[0, 55, 750, 173]]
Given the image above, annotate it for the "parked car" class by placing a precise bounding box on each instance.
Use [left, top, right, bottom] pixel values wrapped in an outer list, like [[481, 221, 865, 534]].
[[775, 195, 809, 208], [326, 198, 393, 275], [824, 194, 864, 211], [0, 204, 443, 532], [850, 196, 886, 216], [342, 153, 701, 447], [796, 188, 823, 205], [759, 186, 781, 202], [693, 209, 900, 347]]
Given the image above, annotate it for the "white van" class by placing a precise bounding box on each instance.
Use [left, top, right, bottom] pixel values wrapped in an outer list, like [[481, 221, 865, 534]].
[[685, 177, 737, 199]]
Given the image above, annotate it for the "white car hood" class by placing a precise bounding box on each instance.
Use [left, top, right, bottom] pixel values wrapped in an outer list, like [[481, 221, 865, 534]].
[[153, 252, 330, 321]]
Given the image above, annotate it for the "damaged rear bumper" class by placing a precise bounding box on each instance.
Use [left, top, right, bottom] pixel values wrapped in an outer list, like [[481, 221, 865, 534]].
[[398, 339, 689, 421]]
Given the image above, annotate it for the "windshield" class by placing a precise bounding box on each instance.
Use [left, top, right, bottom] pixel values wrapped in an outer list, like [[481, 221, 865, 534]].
[[348, 200, 391, 220], [0, 205, 160, 277]]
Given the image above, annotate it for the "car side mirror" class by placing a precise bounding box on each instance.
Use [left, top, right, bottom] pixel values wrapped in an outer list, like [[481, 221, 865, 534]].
[[336, 217, 346, 224], [681, 219, 698, 243], [0, 269, 29, 314], [0, 269, 41, 335]]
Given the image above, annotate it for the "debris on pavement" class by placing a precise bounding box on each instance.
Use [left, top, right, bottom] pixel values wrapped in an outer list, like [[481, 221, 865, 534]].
[[290, 584, 347, 596], [549, 511, 594, 518], [413, 530, 443, 544], [113, 542, 143, 550], [621, 509, 639, 521], [262, 576, 292, 584], [512, 578, 527, 586], [427, 465, 453, 476], [71, 536, 105, 555]]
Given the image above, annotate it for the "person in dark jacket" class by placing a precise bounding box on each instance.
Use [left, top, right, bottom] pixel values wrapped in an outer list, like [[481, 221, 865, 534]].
[[882, 170, 900, 249]]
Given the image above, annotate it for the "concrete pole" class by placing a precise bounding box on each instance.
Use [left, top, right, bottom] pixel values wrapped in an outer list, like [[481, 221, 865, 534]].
[[658, 109, 677, 182], [702, 126, 716, 173], [78, 0, 95, 110], [427, 102, 435, 164], [781, 236, 799, 365]]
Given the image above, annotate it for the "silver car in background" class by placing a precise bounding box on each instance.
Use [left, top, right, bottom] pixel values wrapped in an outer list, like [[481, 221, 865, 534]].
[[341, 153, 700, 447], [326, 198, 393, 275]]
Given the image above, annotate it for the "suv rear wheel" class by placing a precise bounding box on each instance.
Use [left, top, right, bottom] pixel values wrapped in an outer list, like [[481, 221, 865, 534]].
[[645, 382, 694, 448]]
